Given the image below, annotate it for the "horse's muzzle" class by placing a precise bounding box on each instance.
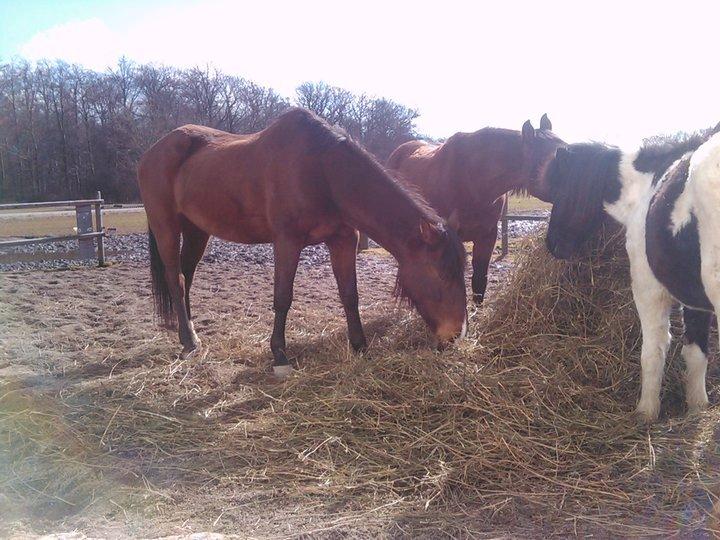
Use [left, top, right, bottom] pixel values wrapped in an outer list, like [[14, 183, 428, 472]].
[[435, 313, 467, 350]]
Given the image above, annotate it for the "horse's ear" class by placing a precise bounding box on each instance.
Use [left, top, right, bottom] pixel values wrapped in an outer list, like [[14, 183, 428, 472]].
[[522, 120, 535, 141], [419, 220, 442, 246], [539, 113, 552, 131], [447, 210, 461, 232]]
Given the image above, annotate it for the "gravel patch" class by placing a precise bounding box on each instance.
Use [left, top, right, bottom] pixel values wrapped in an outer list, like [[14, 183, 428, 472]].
[[0, 215, 546, 272]]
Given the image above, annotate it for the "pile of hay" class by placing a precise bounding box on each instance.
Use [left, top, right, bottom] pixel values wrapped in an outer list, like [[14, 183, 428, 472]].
[[239, 226, 720, 536], [2, 227, 719, 537]]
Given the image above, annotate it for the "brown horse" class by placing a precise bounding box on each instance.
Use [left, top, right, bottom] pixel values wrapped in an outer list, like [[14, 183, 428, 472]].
[[137, 108, 467, 376], [387, 115, 565, 303]]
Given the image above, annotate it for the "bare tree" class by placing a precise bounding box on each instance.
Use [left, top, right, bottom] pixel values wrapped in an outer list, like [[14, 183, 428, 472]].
[[0, 61, 419, 202]]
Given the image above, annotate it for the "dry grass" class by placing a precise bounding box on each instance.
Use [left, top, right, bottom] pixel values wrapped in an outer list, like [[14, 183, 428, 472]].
[[2, 228, 720, 537], [507, 195, 551, 213], [0, 208, 147, 238]]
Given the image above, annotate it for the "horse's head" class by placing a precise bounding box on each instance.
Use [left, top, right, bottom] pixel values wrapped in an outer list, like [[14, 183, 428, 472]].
[[521, 114, 566, 202], [545, 143, 622, 259], [395, 219, 467, 345]]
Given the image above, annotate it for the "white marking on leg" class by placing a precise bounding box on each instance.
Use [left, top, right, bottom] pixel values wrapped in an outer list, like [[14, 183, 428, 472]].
[[682, 343, 709, 413], [273, 364, 294, 378]]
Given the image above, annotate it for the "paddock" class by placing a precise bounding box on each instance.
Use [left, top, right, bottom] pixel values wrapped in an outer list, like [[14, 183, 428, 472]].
[[1, 218, 719, 537]]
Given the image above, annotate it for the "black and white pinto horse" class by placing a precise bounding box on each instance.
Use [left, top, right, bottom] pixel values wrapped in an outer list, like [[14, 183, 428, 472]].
[[545, 127, 720, 423]]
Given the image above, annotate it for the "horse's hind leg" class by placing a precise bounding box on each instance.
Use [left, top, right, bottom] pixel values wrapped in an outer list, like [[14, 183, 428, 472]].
[[682, 307, 711, 413], [327, 228, 367, 352], [270, 236, 303, 377], [471, 225, 499, 304], [180, 217, 210, 321], [150, 218, 201, 356], [631, 266, 673, 423]]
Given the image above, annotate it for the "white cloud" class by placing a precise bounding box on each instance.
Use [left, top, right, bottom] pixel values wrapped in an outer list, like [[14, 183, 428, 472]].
[[20, 18, 124, 72], [15, 0, 720, 147]]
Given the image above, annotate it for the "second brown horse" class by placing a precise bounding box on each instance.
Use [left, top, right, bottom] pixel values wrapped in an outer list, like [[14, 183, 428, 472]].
[[387, 115, 565, 303], [138, 108, 467, 376]]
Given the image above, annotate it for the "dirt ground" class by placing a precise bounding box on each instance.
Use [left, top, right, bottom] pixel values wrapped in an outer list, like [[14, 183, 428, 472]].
[[3, 233, 719, 539], [0, 243, 517, 539]]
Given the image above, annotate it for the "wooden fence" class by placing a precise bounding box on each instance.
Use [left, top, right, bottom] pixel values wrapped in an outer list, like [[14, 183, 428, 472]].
[[0, 191, 107, 266], [499, 203, 548, 258], [358, 203, 548, 256], [0, 194, 546, 265]]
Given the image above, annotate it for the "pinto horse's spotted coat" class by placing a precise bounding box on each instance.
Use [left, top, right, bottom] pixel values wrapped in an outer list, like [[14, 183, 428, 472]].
[[546, 128, 720, 422]]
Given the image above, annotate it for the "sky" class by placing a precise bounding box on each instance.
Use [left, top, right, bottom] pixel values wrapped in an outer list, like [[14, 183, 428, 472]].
[[2, 0, 720, 148]]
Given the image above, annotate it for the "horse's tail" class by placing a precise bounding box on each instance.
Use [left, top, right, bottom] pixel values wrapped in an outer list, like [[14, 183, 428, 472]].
[[140, 127, 207, 330], [148, 228, 175, 328]]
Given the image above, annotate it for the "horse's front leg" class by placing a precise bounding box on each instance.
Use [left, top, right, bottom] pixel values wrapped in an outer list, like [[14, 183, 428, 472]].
[[270, 236, 303, 378], [327, 227, 367, 352], [631, 260, 673, 423], [471, 226, 498, 304]]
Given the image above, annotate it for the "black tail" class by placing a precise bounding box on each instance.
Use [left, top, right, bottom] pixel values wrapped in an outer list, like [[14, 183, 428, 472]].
[[148, 228, 175, 328]]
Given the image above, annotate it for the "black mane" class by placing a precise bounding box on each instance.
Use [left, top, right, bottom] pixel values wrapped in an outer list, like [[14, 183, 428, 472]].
[[548, 142, 623, 206], [634, 122, 720, 181]]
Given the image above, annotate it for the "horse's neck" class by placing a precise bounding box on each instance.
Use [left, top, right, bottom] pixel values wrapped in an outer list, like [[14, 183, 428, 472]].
[[604, 151, 655, 227], [325, 147, 427, 257], [485, 168, 527, 200], [462, 135, 528, 200]]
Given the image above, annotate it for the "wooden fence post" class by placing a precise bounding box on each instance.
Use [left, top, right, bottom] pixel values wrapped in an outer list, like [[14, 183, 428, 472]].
[[95, 191, 106, 266], [501, 200, 509, 258], [75, 202, 95, 260]]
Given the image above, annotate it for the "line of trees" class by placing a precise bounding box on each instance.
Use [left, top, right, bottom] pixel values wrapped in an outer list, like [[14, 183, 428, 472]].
[[0, 59, 419, 203]]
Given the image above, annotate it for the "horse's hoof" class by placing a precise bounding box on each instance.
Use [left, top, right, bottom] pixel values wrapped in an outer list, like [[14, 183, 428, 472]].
[[635, 403, 660, 425], [181, 340, 204, 360], [273, 364, 294, 379], [472, 294, 484, 305], [687, 399, 709, 415]]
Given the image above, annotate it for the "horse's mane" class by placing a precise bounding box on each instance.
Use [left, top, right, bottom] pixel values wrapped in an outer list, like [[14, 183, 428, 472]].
[[548, 142, 623, 212], [271, 108, 466, 312], [267, 107, 349, 151], [349, 140, 466, 309], [634, 122, 720, 181], [272, 109, 438, 215], [341, 133, 466, 311]]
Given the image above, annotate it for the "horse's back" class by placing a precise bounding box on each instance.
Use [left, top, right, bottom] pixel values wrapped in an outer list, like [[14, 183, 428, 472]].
[[687, 133, 720, 306], [387, 140, 438, 170], [679, 132, 720, 229], [138, 112, 348, 244], [689, 132, 720, 190], [645, 133, 720, 311], [138, 125, 243, 186], [138, 124, 273, 242]]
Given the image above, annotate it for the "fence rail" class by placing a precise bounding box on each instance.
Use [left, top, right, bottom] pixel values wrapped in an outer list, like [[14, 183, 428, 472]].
[[1, 195, 545, 264], [0, 198, 105, 210], [499, 203, 548, 258], [0, 191, 107, 266], [358, 205, 548, 257]]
